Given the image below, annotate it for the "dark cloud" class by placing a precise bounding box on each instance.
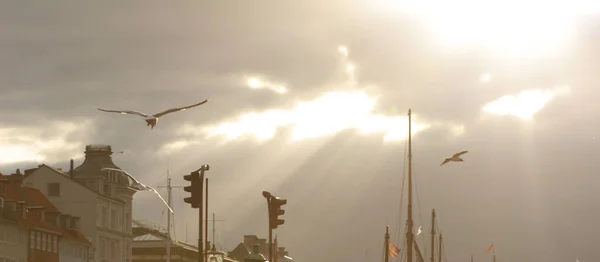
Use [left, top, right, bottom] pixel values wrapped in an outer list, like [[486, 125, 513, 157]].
[[1, 1, 600, 262]]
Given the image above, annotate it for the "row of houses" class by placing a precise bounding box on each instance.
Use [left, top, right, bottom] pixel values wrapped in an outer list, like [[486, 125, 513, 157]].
[[0, 174, 91, 262], [0, 144, 295, 262], [1, 144, 136, 262]]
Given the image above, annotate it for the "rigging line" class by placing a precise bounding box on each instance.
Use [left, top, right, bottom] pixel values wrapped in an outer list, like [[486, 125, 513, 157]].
[[395, 136, 409, 246], [412, 137, 424, 229]]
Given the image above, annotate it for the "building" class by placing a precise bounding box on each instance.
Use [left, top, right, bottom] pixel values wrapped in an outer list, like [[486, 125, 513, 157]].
[[228, 235, 293, 262], [0, 173, 91, 262], [130, 220, 237, 262], [22, 144, 137, 262], [0, 176, 28, 262]]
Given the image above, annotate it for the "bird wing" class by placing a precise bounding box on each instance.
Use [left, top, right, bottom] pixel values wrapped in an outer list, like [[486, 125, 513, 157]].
[[153, 98, 210, 118], [149, 186, 174, 214], [98, 108, 150, 118], [101, 168, 143, 186], [101, 168, 173, 213], [440, 158, 451, 166], [453, 150, 468, 157]]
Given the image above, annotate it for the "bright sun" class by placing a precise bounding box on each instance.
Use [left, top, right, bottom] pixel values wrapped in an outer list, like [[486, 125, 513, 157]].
[[375, 0, 600, 58]]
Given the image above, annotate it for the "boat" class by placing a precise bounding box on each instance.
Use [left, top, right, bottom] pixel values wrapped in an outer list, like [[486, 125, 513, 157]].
[[383, 109, 448, 262]]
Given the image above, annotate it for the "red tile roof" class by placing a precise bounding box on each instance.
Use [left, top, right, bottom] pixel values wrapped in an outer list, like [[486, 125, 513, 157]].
[[0, 178, 90, 245]]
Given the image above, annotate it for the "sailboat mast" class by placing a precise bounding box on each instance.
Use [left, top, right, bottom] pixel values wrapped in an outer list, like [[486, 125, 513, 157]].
[[406, 109, 415, 262], [438, 234, 442, 262], [384, 225, 390, 262], [166, 172, 172, 262], [430, 209, 436, 262]]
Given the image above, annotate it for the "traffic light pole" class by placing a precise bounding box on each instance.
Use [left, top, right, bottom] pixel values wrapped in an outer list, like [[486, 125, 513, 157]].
[[198, 172, 204, 262], [184, 166, 210, 262], [267, 197, 273, 262]]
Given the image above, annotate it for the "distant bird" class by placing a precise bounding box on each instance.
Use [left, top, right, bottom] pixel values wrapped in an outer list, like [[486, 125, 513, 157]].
[[101, 168, 173, 213], [98, 99, 210, 129], [416, 226, 423, 236], [441, 150, 468, 166]]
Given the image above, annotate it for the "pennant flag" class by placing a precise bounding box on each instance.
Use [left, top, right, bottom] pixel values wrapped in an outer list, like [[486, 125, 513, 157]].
[[388, 241, 401, 258], [485, 244, 494, 253]]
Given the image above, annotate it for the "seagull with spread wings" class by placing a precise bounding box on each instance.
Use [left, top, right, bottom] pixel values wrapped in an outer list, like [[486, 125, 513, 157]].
[[441, 150, 468, 166], [98, 98, 210, 129], [101, 168, 173, 213]]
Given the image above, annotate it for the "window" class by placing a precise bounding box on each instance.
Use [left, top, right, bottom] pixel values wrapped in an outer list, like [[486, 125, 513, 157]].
[[29, 232, 34, 248], [101, 206, 108, 227], [110, 209, 117, 229], [47, 183, 60, 197], [36, 232, 40, 249], [53, 236, 58, 253], [41, 233, 46, 251], [99, 238, 105, 259]]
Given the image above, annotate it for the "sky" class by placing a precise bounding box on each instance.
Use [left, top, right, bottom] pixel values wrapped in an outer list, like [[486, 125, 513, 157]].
[[1, 0, 600, 261]]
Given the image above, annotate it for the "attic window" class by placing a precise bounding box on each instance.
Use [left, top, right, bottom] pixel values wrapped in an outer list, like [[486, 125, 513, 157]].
[[48, 183, 60, 197]]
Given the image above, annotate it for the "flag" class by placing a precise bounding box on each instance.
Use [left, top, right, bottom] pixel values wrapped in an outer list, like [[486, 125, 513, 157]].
[[485, 244, 494, 253], [388, 241, 401, 258]]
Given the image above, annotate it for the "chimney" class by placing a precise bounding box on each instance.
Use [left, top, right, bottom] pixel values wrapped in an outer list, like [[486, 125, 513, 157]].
[[244, 244, 266, 262], [69, 159, 74, 177], [243, 235, 257, 246], [15, 169, 21, 175]]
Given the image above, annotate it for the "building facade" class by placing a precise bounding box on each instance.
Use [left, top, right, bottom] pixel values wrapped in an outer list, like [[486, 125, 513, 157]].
[[0, 193, 28, 262], [22, 145, 136, 262], [0, 174, 91, 262]]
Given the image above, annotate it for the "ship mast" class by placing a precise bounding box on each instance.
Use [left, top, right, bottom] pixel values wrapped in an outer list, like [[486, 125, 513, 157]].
[[166, 171, 172, 262], [430, 209, 436, 262], [406, 109, 415, 262], [384, 225, 390, 262]]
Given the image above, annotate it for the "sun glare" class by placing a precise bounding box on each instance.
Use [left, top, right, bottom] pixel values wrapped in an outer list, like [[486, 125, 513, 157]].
[[160, 45, 461, 153], [245, 76, 288, 94], [202, 90, 431, 143], [374, 0, 600, 58], [482, 86, 571, 120]]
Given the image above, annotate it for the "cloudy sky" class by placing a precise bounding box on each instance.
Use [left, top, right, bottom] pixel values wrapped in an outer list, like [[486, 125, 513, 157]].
[[2, 0, 600, 261]]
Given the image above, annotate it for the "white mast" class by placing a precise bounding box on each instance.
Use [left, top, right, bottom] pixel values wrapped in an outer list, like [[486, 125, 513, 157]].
[[166, 170, 172, 262]]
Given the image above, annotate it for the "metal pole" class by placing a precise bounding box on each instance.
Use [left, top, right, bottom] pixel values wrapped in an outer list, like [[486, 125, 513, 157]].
[[205, 177, 209, 262], [198, 172, 204, 262], [269, 226, 273, 262], [406, 109, 414, 262], [266, 197, 272, 262]]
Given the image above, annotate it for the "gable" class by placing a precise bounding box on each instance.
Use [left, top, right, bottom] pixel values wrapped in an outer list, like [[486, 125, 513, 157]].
[[23, 165, 95, 198]]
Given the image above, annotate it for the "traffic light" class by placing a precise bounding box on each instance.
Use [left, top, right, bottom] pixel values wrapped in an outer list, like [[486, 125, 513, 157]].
[[183, 171, 201, 208], [269, 196, 287, 229]]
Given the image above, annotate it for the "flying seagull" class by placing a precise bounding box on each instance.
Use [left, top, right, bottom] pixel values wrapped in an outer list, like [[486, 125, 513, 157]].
[[101, 168, 173, 213], [98, 98, 210, 129], [441, 150, 468, 166]]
